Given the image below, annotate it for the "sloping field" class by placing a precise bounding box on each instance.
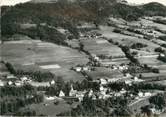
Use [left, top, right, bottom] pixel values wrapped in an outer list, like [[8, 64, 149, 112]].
[[138, 56, 164, 66], [80, 38, 125, 58], [0, 40, 89, 81], [100, 58, 130, 65], [137, 72, 166, 81], [27, 99, 73, 116], [131, 18, 166, 32], [65, 39, 80, 49], [86, 67, 124, 80], [100, 26, 160, 52]]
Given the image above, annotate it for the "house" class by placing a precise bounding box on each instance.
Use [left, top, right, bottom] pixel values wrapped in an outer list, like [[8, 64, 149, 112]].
[[59, 90, 65, 97], [160, 53, 165, 57], [7, 75, 16, 79], [82, 66, 89, 71], [92, 94, 97, 100], [120, 88, 127, 94], [114, 93, 121, 97], [118, 65, 128, 70], [98, 93, 110, 99], [88, 89, 93, 97], [76, 91, 86, 101], [134, 76, 138, 81], [45, 96, 56, 100], [138, 92, 144, 97], [14, 81, 22, 86], [50, 80, 55, 85], [108, 78, 118, 83], [0, 80, 4, 86], [125, 80, 132, 85], [112, 66, 118, 70], [75, 67, 82, 72], [150, 107, 163, 115], [76, 94, 84, 101], [118, 66, 124, 70], [134, 77, 144, 82], [91, 54, 100, 61], [99, 78, 107, 85], [125, 73, 132, 78], [8, 81, 13, 85], [99, 85, 108, 96], [20, 76, 28, 82], [144, 92, 152, 97], [69, 85, 77, 97]]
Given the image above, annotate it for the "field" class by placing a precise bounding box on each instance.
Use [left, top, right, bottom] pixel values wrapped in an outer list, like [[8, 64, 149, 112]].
[[24, 97, 79, 116], [80, 38, 125, 58], [99, 26, 160, 51], [136, 72, 166, 81], [138, 56, 164, 66], [0, 40, 89, 82], [100, 58, 130, 65], [86, 67, 124, 80], [130, 18, 166, 32], [153, 80, 166, 86]]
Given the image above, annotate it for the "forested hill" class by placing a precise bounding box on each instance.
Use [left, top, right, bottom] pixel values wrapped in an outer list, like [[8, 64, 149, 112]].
[[1, 0, 166, 39]]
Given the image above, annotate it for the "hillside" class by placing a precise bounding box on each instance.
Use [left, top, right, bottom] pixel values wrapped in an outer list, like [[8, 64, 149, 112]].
[[141, 2, 166, 16], [1, 0, 166, 40]]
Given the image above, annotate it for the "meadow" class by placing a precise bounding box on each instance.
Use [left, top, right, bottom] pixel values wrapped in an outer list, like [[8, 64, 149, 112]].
[[0, 40, 89, 82]]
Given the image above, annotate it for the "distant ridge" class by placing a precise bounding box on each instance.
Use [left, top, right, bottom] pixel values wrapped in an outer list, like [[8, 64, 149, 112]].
[[31, 0, 58, 3], [31, 0, 78, 3], [141, 2, 166, 16], [1, 0, 166, 38]]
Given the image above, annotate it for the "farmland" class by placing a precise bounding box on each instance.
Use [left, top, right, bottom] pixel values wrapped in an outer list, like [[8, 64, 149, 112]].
[[0, 40, 89, 82], [80, 38, 125, 58]]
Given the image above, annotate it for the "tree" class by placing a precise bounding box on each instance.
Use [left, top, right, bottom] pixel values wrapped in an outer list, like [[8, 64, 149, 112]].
[[5, 62, 16, 74], [149, 94, 166, 111], [141, 105, 152, 117]]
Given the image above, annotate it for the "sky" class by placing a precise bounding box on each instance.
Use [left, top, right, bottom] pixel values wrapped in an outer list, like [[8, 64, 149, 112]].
[[126, 0, 166, 5], [0, 0, 166, 6], [0, 0, 31, 6]]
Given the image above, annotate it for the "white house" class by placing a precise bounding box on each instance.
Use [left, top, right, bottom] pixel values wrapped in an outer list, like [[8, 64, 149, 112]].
[[125, 73, 132, 78], [76, 93, 85, 101], [69, 85, 77, 97], [83, 66, 89, 71], [75, 67, 82, 72], [59, 90, 65, 97], [0, 80, 4, 86], [8, 81, 13, 85], [7, 75, 16, 79], [100, 78, 107, 85], [144, 92, 152, 97], [20, 76, 28, 82], [45, 96, 56, 100], [160, 53, 165, 57], [125, 80, 132, 85], [108, 78, 118, 83], [88, 89, 93, 97], [50, 80, 55, 85], [14, 81, 22, 86], [91, 94, 97, 100], [120, 88, 127, 94], [138, 92, 144, 97]]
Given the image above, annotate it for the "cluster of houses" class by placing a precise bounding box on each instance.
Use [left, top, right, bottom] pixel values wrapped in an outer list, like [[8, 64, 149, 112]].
[[54, 75, 145, 102], [80, 31, 102, 39], [1, 75, 32, 86], [72, 65, 91, 72]]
